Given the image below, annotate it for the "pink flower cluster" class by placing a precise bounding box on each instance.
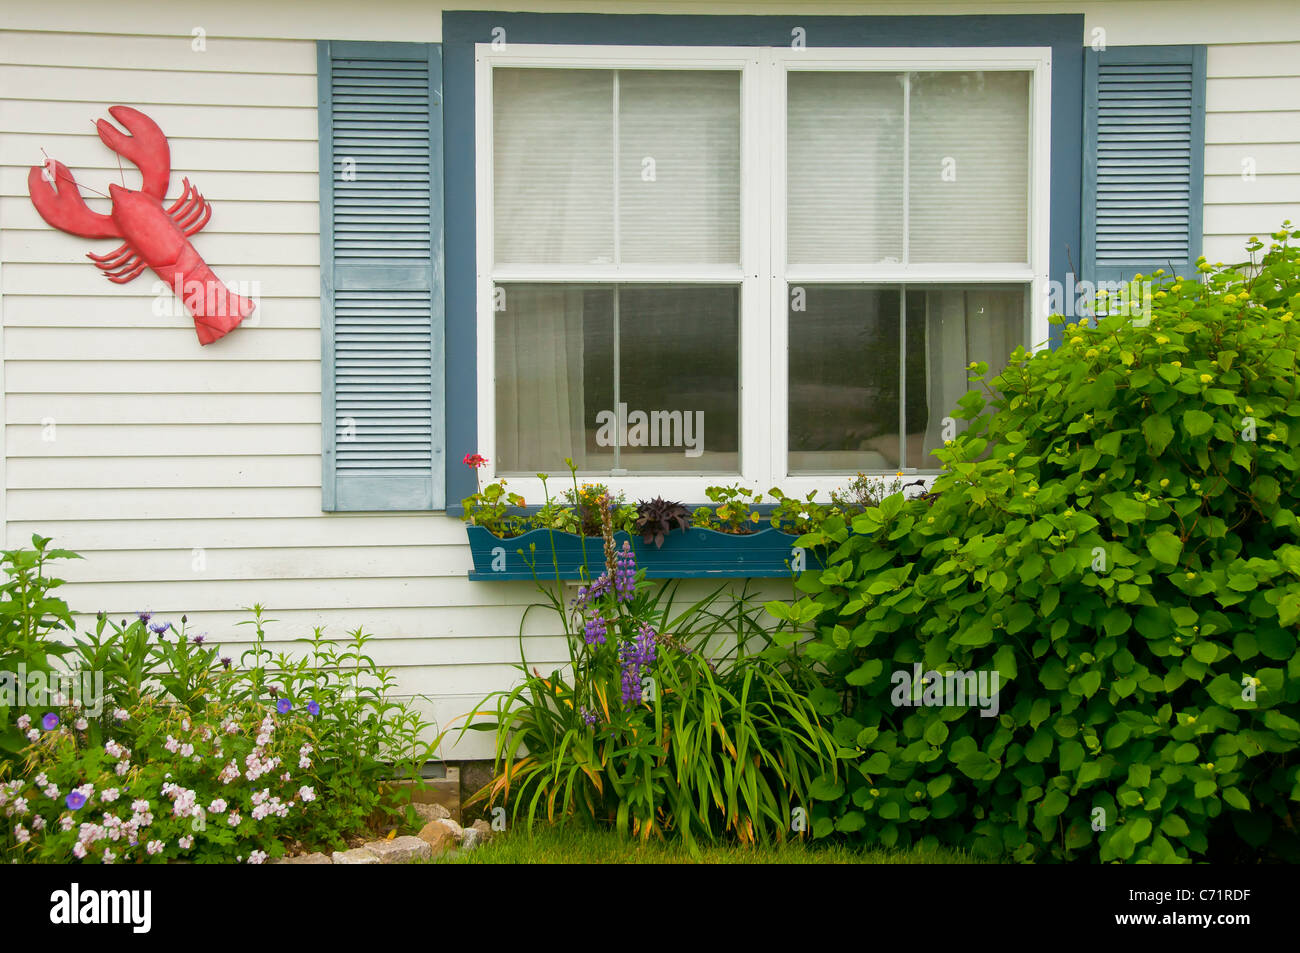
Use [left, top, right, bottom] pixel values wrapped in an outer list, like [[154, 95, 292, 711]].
[[250, 788, 290, 821], [161, 782, 199, 819]]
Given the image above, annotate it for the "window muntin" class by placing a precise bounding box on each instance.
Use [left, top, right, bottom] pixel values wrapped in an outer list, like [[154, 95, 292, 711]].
[[477, 46, 1050, 496]]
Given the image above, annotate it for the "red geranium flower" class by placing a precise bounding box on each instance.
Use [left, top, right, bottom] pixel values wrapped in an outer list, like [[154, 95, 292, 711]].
[[463, 453, 488, 469]]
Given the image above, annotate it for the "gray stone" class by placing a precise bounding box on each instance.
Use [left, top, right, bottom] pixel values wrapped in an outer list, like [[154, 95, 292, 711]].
[[412, 801, 452, 824], [332, 847, 380, 865], [460, 827, 483, 851], [364, 835, 432, 864], [470, 818, 494, 842], [271, 852, 332, 865]]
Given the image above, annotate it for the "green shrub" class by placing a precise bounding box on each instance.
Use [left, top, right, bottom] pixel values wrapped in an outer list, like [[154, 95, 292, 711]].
[[775, 228, 1300, 862], [0, 536, 79, 764]]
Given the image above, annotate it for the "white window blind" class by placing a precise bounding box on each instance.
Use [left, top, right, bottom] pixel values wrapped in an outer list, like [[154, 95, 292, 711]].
[[493, 68, 614, 265], [787, 69, 1030, 266], [787, 71, 904, 265], [493, 67, 741, 267], [908, 71, 1030, 263]]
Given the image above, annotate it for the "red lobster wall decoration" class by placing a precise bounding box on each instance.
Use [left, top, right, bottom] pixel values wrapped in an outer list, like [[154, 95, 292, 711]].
[[27, 105, 254, 345]]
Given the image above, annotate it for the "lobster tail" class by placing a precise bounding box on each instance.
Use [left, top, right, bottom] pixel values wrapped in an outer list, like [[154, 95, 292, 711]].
[[158, 244, 255, 346]]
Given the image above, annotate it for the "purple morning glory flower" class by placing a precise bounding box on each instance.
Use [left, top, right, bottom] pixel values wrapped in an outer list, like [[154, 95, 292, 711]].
[[65, 791, 86, 811], [41, 712, 59, 731], [276, 698, 292, 714], [307, 701, 320, 717]]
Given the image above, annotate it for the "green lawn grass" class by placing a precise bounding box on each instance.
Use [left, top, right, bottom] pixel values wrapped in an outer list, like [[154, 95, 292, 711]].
[[434, 825, 986, 864]]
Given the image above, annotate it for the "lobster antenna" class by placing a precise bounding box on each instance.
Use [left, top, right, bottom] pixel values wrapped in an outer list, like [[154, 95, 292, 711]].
[[102, 118, 127, 187], [39, 147, 111, 200]]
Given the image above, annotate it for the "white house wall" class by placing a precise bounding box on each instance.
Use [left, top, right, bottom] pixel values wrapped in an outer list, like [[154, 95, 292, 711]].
[[1, 0, 1298, 759]]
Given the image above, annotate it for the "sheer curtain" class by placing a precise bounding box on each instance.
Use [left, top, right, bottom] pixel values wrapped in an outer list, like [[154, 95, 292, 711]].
[[495, 286, 588, 473], [922, 288, 1023, 462]]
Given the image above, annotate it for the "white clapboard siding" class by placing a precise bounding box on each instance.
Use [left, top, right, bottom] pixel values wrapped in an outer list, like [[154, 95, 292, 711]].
[[0, 167, 321, 204], [5, 393, 321, 424], [1203, 42, 1300, 261], [4, 233, 321, 268], [4, 9, 1300, 762], [7, 424, 320, 456], [66, 604, 566, 640], [1, 198, 320, 234], [0, 102, 319, 140], [1, 296, 323, 330], [6, 515, 466, 548], [0, 30, 318, 73]]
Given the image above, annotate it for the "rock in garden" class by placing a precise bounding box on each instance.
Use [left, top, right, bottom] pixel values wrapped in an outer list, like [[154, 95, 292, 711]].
[[470, 818, 494, 842], [417, 819, 460, 857], [332, 847, 380, 865], [412, 801, 452, 824], [271, 852, 332, 864], [365, 835, 432, 864], [460, 827, 482, 851]]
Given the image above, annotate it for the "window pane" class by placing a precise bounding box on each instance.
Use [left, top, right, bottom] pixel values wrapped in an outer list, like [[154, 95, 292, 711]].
[[619, 71, 741, 264], [787, 72, 905, 265], [788, 284, 1025, 473], [907, 285, 1026, 467], [494, 69, 614, 265], [495, 284, 739, 475], [908, 71, 1030, 263], [788, 286, 902, 472]]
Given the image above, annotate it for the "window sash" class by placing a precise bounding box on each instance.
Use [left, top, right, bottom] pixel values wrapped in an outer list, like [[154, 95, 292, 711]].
[[475, 43, 1051, 501]]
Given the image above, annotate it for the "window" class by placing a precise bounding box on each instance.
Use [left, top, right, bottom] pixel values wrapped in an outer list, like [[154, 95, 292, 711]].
[[476, 45, 1051, 498]]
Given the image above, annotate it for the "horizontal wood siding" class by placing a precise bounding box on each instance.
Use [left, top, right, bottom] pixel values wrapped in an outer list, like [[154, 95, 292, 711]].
[[3, 3, 1299, 759], [1202, 42, 1300, 263]]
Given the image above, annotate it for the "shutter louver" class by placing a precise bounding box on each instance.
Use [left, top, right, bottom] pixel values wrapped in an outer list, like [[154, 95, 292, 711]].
[[1084, 46, 1206, 286], [319, 41, 445, 511]]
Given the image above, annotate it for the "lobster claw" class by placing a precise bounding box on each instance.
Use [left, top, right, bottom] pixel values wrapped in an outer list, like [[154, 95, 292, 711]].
[[26, 159, 119, 240], [95, 105, 171, 201]]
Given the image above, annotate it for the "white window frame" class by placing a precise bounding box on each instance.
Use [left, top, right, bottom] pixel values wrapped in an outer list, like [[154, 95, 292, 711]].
[[475, 43, 1052, 503]]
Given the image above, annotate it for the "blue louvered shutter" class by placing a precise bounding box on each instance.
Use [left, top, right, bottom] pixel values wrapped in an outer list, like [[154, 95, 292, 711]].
[[1083, 45, 1206, 286], [318, 41, 445, 511]]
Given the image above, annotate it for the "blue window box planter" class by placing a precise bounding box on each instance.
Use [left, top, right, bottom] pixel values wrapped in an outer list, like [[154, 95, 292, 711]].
[[465, 525, 822, 580]]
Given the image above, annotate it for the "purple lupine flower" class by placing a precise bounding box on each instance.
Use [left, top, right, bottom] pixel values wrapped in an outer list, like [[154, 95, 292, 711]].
[[65, 790, 86, 811], [580, 706, 598, 727], [618, 623, 659, 705], [41, 712, 59, 731], [276, 698, 292, 714], [582, 615, 608, 647], [614, 542, 636, 602], [307, 701, 320, 717], [572, 574, 612, 612]]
